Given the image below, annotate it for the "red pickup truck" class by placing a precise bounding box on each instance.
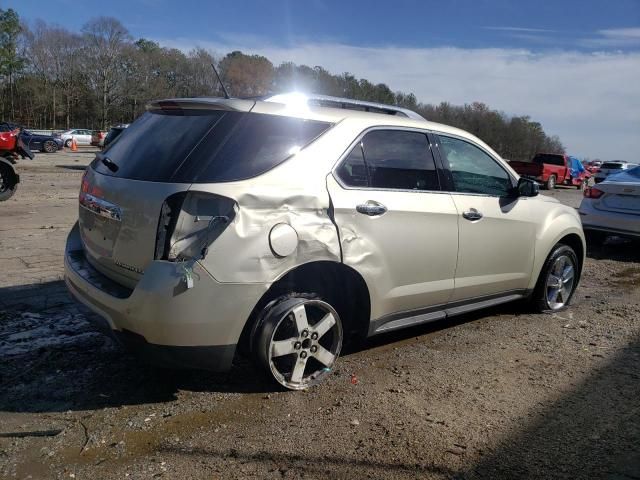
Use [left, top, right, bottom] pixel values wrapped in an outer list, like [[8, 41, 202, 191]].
[[510, 153, 590, 190]]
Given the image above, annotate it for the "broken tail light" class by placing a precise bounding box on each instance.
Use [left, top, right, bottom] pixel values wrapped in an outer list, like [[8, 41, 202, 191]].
[[155, 191, 237, 261]]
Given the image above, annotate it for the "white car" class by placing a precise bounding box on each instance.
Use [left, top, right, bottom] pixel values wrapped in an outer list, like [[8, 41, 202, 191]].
[[64, 93, 585, 390], [593, 160, 637, 184], [580, 166, 640, 243], [59, 129, 93, 147]]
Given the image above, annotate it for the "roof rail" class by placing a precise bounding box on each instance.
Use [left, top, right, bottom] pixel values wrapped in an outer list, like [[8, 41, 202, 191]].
[[262, 93, 425, 121]]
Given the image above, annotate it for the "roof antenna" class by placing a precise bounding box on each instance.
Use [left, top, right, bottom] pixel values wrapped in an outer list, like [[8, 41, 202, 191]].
[[211, 63, 230, 99]]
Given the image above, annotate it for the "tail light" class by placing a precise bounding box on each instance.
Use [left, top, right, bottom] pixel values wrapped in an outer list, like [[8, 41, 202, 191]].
[[584, 186, 604, 199], [155, 191, 236, 261]]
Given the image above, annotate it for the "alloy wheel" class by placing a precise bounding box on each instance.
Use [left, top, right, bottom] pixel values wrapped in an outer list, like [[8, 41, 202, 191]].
[[545, 254, 576, 310], [44, 141, 56, 153], [267, 299, 342, 390]]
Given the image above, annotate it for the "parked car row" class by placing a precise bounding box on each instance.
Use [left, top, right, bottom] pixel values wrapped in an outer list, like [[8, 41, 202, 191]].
[[0, 122, 63, 153], [509, 153, 591, 190], [1, 123, 131, 153]]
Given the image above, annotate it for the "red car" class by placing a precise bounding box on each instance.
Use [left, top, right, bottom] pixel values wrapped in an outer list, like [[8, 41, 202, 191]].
[[584, 160, 602, 174], [90, 130, 107, 148], [510, 153, 590, 190]]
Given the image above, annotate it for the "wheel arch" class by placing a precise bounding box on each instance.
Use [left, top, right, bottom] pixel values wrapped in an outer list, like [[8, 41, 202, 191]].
[[238, 260, 371, 354], [529, 217, 586, 291]]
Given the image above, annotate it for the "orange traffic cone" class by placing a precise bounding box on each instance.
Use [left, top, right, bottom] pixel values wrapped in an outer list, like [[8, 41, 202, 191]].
[[71, 137, 78, 152]]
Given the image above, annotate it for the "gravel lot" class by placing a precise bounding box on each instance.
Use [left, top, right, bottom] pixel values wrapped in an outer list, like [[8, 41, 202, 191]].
[[1, 150, 638, 479]]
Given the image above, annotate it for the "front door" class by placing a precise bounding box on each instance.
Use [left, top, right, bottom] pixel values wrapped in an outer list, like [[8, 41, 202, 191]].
[[435, 134, 536, 301], [326, 129, 459, 322]]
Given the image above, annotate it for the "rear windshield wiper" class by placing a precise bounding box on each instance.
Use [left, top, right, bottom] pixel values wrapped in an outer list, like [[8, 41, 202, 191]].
[[101, 156, 119, 173]]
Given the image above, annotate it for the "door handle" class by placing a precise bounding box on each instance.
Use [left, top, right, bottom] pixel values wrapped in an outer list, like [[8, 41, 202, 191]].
[[462, 208, 483, 221], [356, 201, 387, 216]]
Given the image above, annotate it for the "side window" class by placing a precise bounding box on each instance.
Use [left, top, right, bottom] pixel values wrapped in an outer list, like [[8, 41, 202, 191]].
[[336, 141, 368, 187], [439, 135, 513, 196], [337, 130, 439, 191]]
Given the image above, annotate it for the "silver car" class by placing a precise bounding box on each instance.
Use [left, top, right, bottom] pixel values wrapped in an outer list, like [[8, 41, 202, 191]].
[[64, 94, 585, 390], [579, 165, 640, 243]]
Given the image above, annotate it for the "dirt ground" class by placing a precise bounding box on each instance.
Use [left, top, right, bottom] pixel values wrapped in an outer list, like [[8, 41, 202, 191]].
[[1, 150, 638, 480]]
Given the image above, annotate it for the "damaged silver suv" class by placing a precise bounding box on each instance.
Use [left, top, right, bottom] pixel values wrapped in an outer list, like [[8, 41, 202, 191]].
[[65, 93, 585, 390]]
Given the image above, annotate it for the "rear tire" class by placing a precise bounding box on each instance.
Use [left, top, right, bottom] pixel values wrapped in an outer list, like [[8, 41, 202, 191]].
[[251, 294, 343, 391], [0, 163, 18, 201], [531, 244, 579, 313], [545, 174, 556, 190]]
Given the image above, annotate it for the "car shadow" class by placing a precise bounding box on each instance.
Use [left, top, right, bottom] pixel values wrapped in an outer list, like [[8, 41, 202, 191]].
[[0, 280, 276, 414], [56, 164, 88, 171], [460, 334, 640, 479], [586, 236, 639, 263], [0, 280, 531, 413]]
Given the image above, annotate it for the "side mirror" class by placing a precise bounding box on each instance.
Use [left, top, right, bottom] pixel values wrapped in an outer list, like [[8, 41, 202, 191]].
[[515, 177, 539, 197]]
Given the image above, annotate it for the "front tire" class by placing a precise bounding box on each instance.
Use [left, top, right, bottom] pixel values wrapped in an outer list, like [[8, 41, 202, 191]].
[[64, 139, 72, 148], [0, 163, 18, 201], [532, 244, 579, 313], [252, 295, 343, 390]]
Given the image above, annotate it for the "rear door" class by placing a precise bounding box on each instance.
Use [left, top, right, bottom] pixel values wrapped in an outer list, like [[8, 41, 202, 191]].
[[435, 134, 536, 301], [327, 128, 459, 322]]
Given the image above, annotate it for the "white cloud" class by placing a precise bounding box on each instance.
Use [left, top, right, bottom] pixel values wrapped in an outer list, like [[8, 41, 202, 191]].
[[158, 36, 640, 160], [579, 27, 640, 48], [483, 26, 557, 33]]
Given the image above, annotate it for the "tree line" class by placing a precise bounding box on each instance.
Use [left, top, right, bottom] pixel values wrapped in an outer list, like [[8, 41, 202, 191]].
[[0, 9, 564, 160]]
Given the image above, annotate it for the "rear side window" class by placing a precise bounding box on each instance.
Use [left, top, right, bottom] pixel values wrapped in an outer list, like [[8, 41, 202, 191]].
[[337, 130, 439, 191], [190, 113, 331, 183], [92, 110, 331, 183]]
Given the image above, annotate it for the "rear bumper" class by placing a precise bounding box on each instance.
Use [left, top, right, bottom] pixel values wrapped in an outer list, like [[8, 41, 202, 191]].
[[64, 223, 268, 371], [579, 201, 640, 238]]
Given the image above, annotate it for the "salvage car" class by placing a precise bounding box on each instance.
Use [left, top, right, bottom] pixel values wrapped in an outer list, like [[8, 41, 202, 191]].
[[91, 130, 107, 148], [510, 153, 590, 190], [64, 94, 585, 390], [580, 165, 640, 243], [58, 128, 92, 147], [593, 160, 637, 184], [0, 122, 63, 153], [103, 124, 129, 149]]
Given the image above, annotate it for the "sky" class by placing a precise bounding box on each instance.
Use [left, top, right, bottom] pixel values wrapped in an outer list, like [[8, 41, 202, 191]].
[[6, 0, 640, 160]]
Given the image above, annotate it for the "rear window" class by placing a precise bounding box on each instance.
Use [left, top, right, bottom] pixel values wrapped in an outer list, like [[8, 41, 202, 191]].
[[601, 162, 625, 169], [92, 110, 331, 183], [532, 154, 565, 166]]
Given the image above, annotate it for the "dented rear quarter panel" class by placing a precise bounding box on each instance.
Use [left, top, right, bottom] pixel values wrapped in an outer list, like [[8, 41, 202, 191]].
[[191, 123, 357, 284]]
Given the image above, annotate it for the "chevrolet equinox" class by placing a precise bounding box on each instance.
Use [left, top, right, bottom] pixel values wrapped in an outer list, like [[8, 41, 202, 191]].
[[64, 93, 585, 390]]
